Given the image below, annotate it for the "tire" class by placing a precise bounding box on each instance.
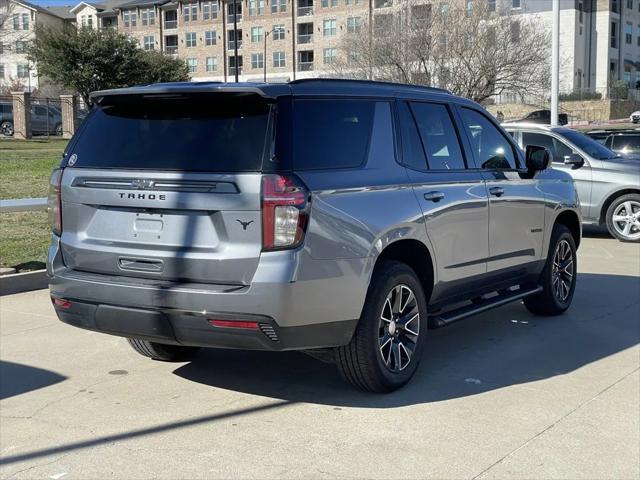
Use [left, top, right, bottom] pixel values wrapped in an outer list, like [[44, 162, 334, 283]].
[[127, 338, 200, 361], [524, 224, 577, 316], [335, 260, 428, 393], [605, 194, 640, 243], [0, 121, 14, 137]]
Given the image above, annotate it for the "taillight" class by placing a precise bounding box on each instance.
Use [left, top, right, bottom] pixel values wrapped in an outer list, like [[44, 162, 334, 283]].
[[261, 174, 309, 251], [48, 168, 63, 236]]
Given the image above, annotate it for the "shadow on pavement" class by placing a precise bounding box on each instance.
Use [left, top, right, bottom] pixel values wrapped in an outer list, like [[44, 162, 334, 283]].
[[0, 361, 66, 400], [173, 272, 640, 407]]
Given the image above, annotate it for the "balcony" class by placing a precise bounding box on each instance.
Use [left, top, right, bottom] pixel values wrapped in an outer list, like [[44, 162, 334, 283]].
[[298, 62, 313, 71], [228, 40, 243, 50], [227, 13, 242, 23], [165, 45, 178, 54], [297, 6, 313, 16], [297, 34, 313, 44], [229, 67, 243, 76], [164, 20, 177, 29]]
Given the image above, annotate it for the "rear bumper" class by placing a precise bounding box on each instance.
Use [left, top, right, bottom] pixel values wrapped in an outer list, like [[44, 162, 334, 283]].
[[47, 237, 368, 351], [52, 298, 357, 351]]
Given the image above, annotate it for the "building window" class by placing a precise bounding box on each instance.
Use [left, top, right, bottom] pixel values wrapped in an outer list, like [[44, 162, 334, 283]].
[[141, 8, 155, 26], [203, 1, 218, 19], [251, 26, 264, 42], [273, 24, 285, 40], [184, 3, 198, 21], [323, 47, 337, 64], [228, 29, 242, 49], [298, 50, 314, 71], [249, 0, 257, 15], [206, 56, 218, 72], [123, 11, 129, 27], [611, 21, 618, 48], [88, 15, 93, 27], [578, 0, 584, 23], [17, 64, 29, 78], [0, 64, 4, 79], [273, 51, 285, 67], [624, 66, 631, 85], [271, 0, 287, 13], [12, 14, 19, 30], [323, 19, 336, 36], [130, 12, 137, 27], [487, 0, 496, 12], [346, 0, 363, 4], [22, 13, 29, 30], [143, 35, 154, 50], [321, 0, 338, 6], [626, 0, 632, 9], [15, 40, 26, 53], [251, 52, 264, 69], [186, 32, 197, 47], [259, 0, 266, 14], [205, 30, 216, 45], [625, 22, 633, 44], [187, 58, 197, 73], [229, 55, 243, 74], [612, 0, 619, 13], [347, 16, 362, 33], [512, 0, 521, 8]]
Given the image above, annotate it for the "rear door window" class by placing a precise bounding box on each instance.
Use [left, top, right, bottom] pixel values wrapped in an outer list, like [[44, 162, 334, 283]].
[[409, 102, 466, 170], [68, 94, 272, 172], [460, 108, 518, 170], [292, 99, 393, 170]]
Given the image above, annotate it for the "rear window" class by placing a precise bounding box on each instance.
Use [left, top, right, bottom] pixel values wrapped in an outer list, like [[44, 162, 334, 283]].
[[68, 95, 271, 171], [292, 99, 392, 170]]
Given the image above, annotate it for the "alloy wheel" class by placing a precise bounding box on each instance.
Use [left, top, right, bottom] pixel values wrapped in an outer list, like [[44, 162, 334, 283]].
[[378, 284, 420, 372], [611, 201, 640, 241], [552, 239, 574, 303]]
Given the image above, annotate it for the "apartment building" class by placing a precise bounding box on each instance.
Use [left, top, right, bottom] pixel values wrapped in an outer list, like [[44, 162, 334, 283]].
[[0, 0, 73, 91], [512, 0, 640, 95]]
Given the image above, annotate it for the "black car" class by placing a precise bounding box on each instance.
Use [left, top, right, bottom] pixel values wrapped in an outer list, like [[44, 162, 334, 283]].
[[518, 109, 569, 126]]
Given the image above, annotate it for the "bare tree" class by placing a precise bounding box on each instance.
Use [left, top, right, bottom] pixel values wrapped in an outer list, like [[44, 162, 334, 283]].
[[332, 0, 551, 103]]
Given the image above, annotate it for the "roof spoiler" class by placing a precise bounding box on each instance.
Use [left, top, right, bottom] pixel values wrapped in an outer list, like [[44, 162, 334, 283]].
[[90, 83, 283, 104]]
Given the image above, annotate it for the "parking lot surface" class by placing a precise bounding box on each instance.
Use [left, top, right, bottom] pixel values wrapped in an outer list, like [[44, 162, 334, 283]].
[[1, 232, 639, 479]]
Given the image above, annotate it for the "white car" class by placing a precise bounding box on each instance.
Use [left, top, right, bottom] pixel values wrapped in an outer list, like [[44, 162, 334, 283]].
[[630, 111, 640, 124]]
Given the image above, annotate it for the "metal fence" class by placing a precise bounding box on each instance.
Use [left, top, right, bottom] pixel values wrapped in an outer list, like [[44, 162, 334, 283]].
[[0, 95, 84, 139]]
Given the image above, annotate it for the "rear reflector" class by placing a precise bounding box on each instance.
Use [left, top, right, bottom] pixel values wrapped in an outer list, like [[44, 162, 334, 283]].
[[51, 297, 71, 309], [208, 319, 259, 330]]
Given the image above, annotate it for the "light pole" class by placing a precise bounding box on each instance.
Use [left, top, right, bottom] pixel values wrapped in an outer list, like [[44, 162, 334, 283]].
[[550, 0, 560, 126], [232, 0, 239, 82], [263, 28, 276, 83]]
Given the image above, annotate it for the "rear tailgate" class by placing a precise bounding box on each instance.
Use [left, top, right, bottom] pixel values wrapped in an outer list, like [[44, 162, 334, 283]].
[[59, 92, 272, 285]]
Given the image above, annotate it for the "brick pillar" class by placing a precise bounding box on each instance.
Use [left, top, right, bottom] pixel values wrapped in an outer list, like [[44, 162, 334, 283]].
[[60, 95, 78, 139], [11, 91, 31, 139]]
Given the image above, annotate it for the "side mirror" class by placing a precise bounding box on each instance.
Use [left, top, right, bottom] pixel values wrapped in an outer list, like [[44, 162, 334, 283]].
[[525, 145, 551, 173], [563, 153, 584, 169]]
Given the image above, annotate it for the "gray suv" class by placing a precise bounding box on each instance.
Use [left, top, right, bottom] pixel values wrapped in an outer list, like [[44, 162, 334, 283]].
[[47, 80, 581, 392], [504, 123, 640, 242]]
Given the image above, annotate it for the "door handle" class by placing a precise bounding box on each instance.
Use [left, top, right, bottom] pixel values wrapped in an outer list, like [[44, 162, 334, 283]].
[[489, 187, 505, 197], [424, 191, 445, 202]]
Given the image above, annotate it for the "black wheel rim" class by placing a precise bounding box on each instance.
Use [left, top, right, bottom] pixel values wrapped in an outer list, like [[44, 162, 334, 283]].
[[552, 239, 574, 303], [378, 284, 420, 372]]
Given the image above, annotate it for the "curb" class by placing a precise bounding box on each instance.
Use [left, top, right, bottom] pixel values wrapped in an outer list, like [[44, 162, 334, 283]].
[[0, 270, 48, 296]]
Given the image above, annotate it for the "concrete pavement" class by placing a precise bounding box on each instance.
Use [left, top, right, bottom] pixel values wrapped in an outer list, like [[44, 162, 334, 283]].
[[1, 233, 639, 479]]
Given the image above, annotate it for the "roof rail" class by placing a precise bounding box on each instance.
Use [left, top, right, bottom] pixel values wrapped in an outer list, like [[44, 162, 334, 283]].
[[288, 78, 452, 95]]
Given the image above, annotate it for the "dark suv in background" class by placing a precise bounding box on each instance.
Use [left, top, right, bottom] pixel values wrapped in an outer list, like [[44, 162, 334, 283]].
[[0, 101, 63, 136], [48, 80, 581, 392]]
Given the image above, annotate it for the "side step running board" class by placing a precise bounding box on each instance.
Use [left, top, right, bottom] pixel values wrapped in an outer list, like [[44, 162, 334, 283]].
[[428, 286, 543, 328]]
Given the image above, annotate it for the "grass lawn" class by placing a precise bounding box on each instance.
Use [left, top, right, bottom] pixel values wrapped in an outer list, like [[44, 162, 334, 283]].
[[1, 138, 67, 270]]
